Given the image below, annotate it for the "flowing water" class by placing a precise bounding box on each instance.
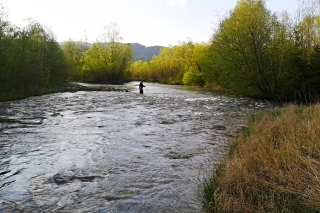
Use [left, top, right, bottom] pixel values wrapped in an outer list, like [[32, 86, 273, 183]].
[[0, 82, 272, 213]]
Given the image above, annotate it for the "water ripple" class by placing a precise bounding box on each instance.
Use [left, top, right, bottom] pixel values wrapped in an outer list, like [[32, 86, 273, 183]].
[[0, 82, 273, 212]]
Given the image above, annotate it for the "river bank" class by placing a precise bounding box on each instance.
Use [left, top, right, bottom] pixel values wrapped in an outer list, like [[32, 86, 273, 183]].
[[202, 104, 320, 212], [0, 82, 131, 102]]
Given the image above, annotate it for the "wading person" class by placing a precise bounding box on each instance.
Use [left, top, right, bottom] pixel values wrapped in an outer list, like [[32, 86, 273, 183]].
[[139, 81, 145, 94]]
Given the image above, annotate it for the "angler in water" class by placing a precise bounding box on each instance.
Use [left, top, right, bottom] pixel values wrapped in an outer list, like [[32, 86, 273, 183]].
[[139, 81, 145, 94]]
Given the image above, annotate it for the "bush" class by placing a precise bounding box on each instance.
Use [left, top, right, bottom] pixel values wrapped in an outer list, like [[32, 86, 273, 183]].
[[182, 68, 204, 86]]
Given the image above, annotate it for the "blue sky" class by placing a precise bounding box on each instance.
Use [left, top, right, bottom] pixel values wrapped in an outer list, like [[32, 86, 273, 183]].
[[0, 0, 299, 46]]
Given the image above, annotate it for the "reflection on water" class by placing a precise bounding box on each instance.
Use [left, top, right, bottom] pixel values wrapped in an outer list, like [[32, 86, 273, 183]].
[[0, 82, 272, 212]]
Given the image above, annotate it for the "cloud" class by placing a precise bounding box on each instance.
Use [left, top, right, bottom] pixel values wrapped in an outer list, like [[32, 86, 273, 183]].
[[165, 0, 188, 6]]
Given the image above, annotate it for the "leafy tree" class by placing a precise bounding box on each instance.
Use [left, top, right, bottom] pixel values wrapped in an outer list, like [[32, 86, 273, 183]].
[[198, 44, 218, 86], [0, 8, 68, 100], [208, 0, 294, 98], [46, 39, 68, 85], [62, 40, 89, 81], [293, 9, 320, 102], [16, 20, 67, 87], [0, 5, 16, 92], [81, 24, 133, 83], [181, 42, 211, 86], [129, 60, 153, 81], [182, 67, 203, 85], [130, 41, 209, 85], [150, 46, 182, 83]]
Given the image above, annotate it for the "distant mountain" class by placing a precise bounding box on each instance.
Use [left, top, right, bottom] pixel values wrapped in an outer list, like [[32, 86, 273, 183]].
[[131, 43, 163, 61], [59, 41, 162, 62]]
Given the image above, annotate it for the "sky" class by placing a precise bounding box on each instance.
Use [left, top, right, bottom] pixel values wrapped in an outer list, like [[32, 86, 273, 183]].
[[0, 0, 300, 47]]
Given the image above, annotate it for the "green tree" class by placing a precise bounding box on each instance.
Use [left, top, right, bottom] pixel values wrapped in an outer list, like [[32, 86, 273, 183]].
[[17, 20, 67, 88], [82, 23, 133, 83], [198, 44, 218, 86], [150, 46, 182, 83], [0, 10, 68, 100], [129, 42, 210, 85], [209, 0, 294, 99], [129, 60, 153, 81], [182, 67, 203, 85], [180, 41, 208, 86], [0, 5, 16, 92], [293, 10, 320, 102], [62, 40, 88, 81]]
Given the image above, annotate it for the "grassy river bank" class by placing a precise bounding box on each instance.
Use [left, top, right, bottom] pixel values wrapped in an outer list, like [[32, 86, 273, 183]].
[[202, 104, 320, 213]]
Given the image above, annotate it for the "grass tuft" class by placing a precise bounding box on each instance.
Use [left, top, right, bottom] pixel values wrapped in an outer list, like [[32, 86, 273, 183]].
[[202, 104, 320, 213]]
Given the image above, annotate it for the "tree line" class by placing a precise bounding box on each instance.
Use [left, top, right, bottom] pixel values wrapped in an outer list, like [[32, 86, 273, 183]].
[[0, 6, 133, 100], [1, 0, 320, 103], [62, 24, 133, 84], [130, 0, 320, 103], [0, 8, 67, 100]]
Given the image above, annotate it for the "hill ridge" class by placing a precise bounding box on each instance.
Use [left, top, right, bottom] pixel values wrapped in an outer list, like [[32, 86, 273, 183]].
[[131, 43, 163, 61]]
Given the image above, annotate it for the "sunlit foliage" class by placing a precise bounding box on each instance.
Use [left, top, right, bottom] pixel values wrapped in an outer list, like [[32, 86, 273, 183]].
[[62, 23, 133, 84], [204, 0, 320, 102], [0, 7, 67, 100], [2, 0, 320, 103], [130, 41, 209, 85]]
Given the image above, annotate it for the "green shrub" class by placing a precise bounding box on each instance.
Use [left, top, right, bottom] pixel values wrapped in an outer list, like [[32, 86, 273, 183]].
[[182, 68, 204, 86]]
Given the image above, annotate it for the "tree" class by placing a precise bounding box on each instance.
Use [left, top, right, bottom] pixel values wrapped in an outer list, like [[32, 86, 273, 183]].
[[290, 0, 320, 102], [81, 23, 133, 83], [209, 0, 295, 99], [17, 19, 67, 87], [0, 4, 16, 92], [0, 11, 68, 99], [182, 67, 203, 85], [129, 41, 210, 85], [62, 40, 89, 81]]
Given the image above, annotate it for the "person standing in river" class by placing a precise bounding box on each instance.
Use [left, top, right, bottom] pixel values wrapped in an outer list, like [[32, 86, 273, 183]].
[[139, 81, 145, 94]]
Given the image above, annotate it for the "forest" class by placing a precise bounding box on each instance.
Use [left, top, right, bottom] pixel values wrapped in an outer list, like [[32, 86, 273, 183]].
[[1, 0, 320, 103]]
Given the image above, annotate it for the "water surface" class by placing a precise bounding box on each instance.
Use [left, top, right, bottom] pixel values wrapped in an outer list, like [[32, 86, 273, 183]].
[[0, 82, 272, 212]]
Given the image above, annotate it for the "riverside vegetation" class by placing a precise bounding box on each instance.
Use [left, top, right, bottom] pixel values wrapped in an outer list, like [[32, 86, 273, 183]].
[[1, 0, 320, 211], [202, 104, 320, 212], [1, 0, 320, 103]]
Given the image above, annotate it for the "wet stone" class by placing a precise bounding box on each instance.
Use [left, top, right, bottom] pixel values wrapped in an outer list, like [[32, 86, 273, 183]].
[[164, 151, 193, 159], [213, 124, 227, 130], [53, 171, 75, 185], [53, 171, 102, 185], [160, 120, 175, 124]]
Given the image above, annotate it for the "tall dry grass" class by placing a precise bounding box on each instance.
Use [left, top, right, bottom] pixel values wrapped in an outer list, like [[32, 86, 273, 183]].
[[202, 104, 320, 212]]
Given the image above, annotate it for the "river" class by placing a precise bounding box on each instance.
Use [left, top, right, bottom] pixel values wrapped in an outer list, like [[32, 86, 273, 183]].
[[0, 82, 272, 213]]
